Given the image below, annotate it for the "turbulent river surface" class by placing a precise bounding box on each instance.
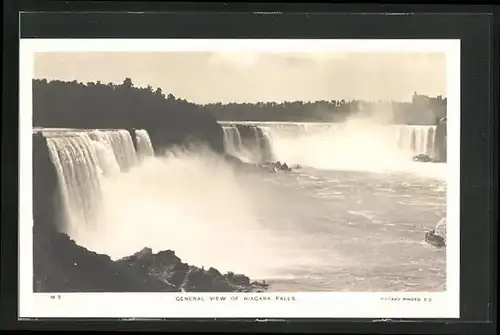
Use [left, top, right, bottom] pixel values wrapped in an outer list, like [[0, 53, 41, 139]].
[[236, 166, 446, 292], [36, 120, 447, 292]]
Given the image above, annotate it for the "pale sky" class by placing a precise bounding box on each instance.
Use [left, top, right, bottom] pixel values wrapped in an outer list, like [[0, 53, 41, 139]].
[[34, 52, 446, 104]]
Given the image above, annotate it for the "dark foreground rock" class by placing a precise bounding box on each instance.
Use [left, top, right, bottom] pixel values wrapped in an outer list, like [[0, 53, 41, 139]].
[[33, 224, 174, 292], [117, 248, 269, 292], [33, 224, 268, 293]]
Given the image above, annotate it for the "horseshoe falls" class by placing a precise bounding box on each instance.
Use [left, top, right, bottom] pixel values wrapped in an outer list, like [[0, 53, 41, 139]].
[[221, 121, 444, 179]]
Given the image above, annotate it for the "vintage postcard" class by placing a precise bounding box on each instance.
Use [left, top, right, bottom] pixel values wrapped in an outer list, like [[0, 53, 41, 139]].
[[19, 39, 460, 318]]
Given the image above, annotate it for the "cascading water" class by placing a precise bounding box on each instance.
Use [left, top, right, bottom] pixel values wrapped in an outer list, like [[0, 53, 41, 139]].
[[91, 139, 122, 177], [45, 132, 104, 236], [43, 129, 144, 240], [219, 121, 443, 177], [134, 129, 155, 160], [221, 126, 243, 157], [221, 125, 274, 164], [426, 127, 436, 158], [259, 128, 275, 163], [88, 130, 138, 171], [395, 125, 436, 156], [221, 125, 259, 163]]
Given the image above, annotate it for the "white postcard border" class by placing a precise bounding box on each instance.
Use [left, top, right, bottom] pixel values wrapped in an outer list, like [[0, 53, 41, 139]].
[[19, 38, 461, 319]]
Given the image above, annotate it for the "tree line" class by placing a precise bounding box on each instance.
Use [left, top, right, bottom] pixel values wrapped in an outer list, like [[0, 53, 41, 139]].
[[201, 93, 447, 125], [33, 78, 224, 153], [33, 78, 447, 152]]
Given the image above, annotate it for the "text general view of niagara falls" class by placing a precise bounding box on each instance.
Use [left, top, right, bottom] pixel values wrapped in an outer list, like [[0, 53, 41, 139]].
[[19, 39, 461, 319]]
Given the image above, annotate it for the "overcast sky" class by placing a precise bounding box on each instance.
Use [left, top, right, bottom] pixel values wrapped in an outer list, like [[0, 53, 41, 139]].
[[34, 52, 446, 104]]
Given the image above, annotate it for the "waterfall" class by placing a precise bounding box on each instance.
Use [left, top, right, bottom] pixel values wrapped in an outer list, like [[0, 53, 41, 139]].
[[239, 126, 261, 160], [246, 127, 264, 163], [134, 129, 155, 160], [259, 128, 275, 163], [87, 130, 137, 171], [221, 125, 257, 163], [395, 125, 437, 157], [222, 125, 274, 163], [45, 132, 104, 235], [222, 126, 243, 157], [91, 139, 121, 177], [42, 128, 143, 237], [426, 127, 436, 158], [219, 121, 440, 171]]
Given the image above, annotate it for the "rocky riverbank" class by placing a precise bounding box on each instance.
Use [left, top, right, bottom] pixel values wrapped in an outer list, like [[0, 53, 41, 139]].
[[223, 153, 299, 173], [33, 224, 269, 293], [117, 247, 269, 293]]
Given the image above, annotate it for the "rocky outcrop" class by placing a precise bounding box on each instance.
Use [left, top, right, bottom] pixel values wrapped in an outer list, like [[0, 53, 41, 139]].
[[424, 230, 446, 248], [33, 224, 269, 293], [118, 248, 269, 292], [412, 153, 437, 163], [32, 132, 62, 231], [261, 161, 295, 172], [33, 224, 174, 292], [223, 154, 298, 174]]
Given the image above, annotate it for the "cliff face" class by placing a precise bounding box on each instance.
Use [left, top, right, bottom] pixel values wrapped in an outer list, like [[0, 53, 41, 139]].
[[434, 117, 447, 162], [32, 132, 61, 231]]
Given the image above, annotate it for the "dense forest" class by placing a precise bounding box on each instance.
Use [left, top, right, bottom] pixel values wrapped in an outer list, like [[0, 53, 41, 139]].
[[202, 93, 447, 125], [33, 78, 224, 153]]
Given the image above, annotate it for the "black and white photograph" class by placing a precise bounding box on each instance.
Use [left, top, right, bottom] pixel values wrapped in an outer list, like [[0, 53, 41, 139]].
[[19, 39, 460, 319]]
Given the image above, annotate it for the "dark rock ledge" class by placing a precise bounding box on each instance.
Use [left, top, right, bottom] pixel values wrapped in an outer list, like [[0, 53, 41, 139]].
[[33, 224, 269, 293]]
